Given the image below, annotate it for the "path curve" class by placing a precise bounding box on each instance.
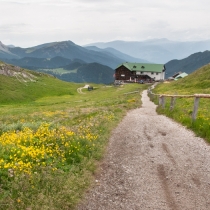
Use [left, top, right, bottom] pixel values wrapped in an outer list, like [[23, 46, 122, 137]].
[[77, 90, 210, 210], [77, 87, 86, 94]]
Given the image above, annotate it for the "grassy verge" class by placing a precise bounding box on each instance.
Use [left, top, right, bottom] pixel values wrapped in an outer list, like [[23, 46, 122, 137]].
[[150, 64, 210, 143], [151, 95, 210, 142], [0, 83, 148, 210]]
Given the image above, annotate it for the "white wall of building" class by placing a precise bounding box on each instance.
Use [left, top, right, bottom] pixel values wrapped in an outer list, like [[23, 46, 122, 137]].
[[136, 71, 165, 80]]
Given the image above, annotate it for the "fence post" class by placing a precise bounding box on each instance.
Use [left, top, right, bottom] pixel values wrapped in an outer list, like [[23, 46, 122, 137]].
[[150, 93, 154, 100], [170, 97, 176, 110], [149, 90, 152, 98], [159, 96, 165, 108], [159, 96, 162, 106], [192, 97, 200, 121], [162, 96, 165, 108]]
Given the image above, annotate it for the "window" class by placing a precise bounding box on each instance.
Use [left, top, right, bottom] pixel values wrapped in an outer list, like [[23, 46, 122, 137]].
[[151, 72, 154, 75], [156, 73, 159, 75]]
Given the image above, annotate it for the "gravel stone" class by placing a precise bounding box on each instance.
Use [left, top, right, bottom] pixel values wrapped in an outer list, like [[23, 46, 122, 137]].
[[77, 90, 210, 210]]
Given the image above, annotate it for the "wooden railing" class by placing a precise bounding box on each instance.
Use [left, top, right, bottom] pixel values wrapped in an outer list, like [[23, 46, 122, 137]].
[[123, 91, 139, 95], [147, 89, 210, 121]]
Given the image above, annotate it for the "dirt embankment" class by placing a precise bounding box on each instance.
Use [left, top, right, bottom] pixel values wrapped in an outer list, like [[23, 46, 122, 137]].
[[77, 90, 210, 210]]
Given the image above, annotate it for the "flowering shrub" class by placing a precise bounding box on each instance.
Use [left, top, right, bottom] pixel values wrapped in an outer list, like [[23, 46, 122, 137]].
[[0, 123, 98, 176]]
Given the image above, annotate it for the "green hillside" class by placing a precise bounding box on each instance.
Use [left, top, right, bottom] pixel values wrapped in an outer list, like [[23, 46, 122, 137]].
[[155, 64, 210, 94], [152, 64, 210, 142], [0, 61, 147, 209], [0, 61, 80, 104]]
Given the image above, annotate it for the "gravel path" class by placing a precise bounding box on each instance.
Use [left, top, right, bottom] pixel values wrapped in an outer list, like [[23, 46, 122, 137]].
[[77, 90, 210, 210]]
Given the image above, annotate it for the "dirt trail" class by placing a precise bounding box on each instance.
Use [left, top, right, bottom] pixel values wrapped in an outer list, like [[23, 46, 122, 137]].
[[77, 90, 210, 210]]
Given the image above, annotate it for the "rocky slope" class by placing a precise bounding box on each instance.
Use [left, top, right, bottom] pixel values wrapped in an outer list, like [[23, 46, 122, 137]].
[[0, 61, 37, 82]]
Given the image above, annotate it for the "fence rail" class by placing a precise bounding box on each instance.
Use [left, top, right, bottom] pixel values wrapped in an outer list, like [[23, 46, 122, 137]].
[[147, 88, 210, 121], [123, 91, 139, 95]]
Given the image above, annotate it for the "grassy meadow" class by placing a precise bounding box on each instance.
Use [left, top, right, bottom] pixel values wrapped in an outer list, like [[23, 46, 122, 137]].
[[0, 70, 81, 104], [151, 64, 210, 142], [0, 69, 148, 210]]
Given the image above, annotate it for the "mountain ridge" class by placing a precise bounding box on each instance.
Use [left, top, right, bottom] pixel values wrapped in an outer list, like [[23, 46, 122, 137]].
[[0, 40, 127, 69], [85, 46, 149, 63], [85, 39, 210, 63], [165, 50, 210, 77]]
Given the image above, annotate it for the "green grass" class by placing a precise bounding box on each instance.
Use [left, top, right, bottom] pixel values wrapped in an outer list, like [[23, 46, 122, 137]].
[[151, 64, 210, 142], [0, 73, 148, 210], [0, 70, 81, 104]]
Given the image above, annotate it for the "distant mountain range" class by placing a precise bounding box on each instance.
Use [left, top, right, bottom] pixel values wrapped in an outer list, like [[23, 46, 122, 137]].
[[1, 39, 210, 83], [0, 40, 147, 69], [0, 40, 150, 84], [165, 50, 210, 78], [3, 56, 74, 69], [85, 38, 210, 63], [84, 46, 148, 63]]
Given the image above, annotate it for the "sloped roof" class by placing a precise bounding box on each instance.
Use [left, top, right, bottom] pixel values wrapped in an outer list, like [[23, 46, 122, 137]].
[[174, 72, 188, 80], [116, 62, 165, 73]]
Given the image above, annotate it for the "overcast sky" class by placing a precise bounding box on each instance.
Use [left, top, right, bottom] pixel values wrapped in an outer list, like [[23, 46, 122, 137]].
[[0, 0, 210, 47]]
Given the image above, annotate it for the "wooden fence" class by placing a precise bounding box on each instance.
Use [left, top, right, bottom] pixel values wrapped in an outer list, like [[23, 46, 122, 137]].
[[147, 89, 210, 121], [123, 91, 139, 95]]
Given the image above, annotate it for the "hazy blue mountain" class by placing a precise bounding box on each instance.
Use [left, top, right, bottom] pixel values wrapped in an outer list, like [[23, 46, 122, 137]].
[[0, 41, 19, 59], [85, 46, 149, 63], [0, 41, 126, 69], [165, 50, 210, 78], [50, 62, 114, 84], [85, 39, 210, 64], [2, 56, 73, 69], [6, 45, 16, 48], [61, 60, 86, 70], [76, 63, 114, 84]]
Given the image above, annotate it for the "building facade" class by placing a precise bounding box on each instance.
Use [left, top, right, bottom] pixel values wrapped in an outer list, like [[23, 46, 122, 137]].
[[115, 62, 166, 82]]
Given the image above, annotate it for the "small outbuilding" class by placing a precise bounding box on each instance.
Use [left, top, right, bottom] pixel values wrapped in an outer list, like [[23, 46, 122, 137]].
[[174, 72, 188, 80]]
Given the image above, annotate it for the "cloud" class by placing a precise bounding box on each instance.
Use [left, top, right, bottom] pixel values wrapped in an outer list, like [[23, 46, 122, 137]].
[[0, 23, 28, 33], [149, 21, 170, 29], [1, 0, 210, 47]]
